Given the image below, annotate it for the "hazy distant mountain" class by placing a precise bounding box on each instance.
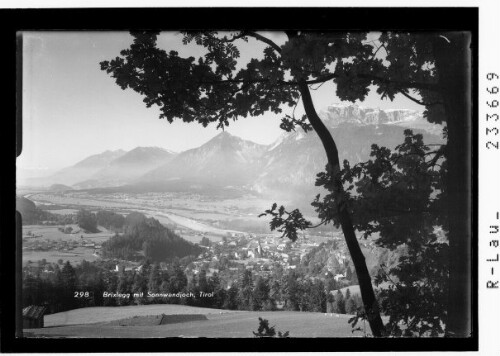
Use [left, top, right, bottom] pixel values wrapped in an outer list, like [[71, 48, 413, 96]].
[[72, 149, 127, 169], [30, 150, 127, 187], [17, 167, 58, 186], [73, 147, 176, 189], [137, 132, 267, 189]]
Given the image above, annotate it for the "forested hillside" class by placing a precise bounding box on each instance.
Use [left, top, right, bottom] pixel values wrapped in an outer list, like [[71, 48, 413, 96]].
[[16, 196, 61, 225], [101, 212, 201, 262]]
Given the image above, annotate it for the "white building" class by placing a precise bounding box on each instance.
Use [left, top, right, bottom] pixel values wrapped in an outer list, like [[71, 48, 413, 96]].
[[334, 274, 345, 282]]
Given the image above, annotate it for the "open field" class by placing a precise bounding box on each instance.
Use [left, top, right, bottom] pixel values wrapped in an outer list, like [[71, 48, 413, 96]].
[[22, 224, 113, 242], [45, 208, 79, 215], [43, 304, 242, 326], [22, 224, 114, 265], [23, 248, 101, 265], [24, 304, 365, 338]]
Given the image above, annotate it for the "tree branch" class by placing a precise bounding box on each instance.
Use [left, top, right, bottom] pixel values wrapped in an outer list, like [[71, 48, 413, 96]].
[[370, 43, 388, 61], [198, 72, 439, 94], [307, 220, 327, 229], [198, 78, 294, 87], [292, 93, 302, 119], [356, 73, 441, 92], [298, 79, 341, 167], [427, 145, 446, 168], [294, 69, 441, 93], [304, 74, 336, 85], [217, 31, 282, 54], [309, 81, 328, 91], [245, 31, 282, 54], [399, 90, 443, 106], [220, 32, 248, 43]]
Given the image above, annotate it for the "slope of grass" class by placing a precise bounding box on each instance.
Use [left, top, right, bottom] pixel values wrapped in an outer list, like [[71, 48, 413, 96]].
[[103, 314, 208, 326], [26, 304, 364, 338], [44, 304, 238, 327]]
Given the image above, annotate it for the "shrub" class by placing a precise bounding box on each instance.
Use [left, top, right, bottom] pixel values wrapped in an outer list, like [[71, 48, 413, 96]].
[[253, 317, 289, 338]]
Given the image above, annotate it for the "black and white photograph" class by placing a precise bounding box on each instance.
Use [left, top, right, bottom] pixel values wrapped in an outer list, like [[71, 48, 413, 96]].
[[2, 3, 495, 353]]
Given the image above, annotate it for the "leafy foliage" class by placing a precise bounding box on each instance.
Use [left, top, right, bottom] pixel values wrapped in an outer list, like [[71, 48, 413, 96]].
[[280, 114, 312, 133], [199, 236, 211, 247], [313, 130, 449, 336], [252, 276, 272, 311], [237, 269, 254, 310], [96, 210, 126, 232], [348, 307, 371, 337], [313, 130, 447, 239], [334, 32, 445, 125], [259, 203, 313, 242], [100, 31, 299, 129], [280, 32, 372, 82], [253, 317, 290, 338], [76, 209, 99, 233]]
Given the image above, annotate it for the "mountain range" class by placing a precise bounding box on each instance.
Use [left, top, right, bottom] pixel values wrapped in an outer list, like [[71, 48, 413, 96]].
[[19, 104, 445, 199], [74, 146, 176, 189], [139, 131, 267, 189]]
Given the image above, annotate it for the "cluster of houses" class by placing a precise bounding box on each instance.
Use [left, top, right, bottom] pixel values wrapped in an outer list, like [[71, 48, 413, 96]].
[[23, 261, 50, 276], [183, 232, 326, 278], [112, 263, 144, 273], [23, 259, 71, 276], [104, 231, 332, 285]]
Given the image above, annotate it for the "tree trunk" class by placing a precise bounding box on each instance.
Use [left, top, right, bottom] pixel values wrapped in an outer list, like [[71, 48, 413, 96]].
[[298, 80, 385, 337], [432, 33, 472, 337]]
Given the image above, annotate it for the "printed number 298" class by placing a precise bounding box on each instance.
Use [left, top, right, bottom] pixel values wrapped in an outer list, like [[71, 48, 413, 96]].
[[74, 291, 90, 298]]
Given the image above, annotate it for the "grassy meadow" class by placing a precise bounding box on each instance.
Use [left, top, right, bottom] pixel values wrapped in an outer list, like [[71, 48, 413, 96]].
[[24, 304, 366, 338]]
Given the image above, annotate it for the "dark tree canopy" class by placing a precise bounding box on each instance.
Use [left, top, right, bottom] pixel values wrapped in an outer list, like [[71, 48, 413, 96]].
[[336, 130, 449, 336], [100, 31, 373, 130], [101, 213, 201, 262], [76, 209, 98, 233]]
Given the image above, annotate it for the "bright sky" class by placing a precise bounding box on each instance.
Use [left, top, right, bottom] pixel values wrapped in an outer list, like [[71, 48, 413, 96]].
[[19, 31, 424, 174]]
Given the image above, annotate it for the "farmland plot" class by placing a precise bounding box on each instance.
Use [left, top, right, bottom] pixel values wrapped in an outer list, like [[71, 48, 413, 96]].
[[22, 224, 114, 265]]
